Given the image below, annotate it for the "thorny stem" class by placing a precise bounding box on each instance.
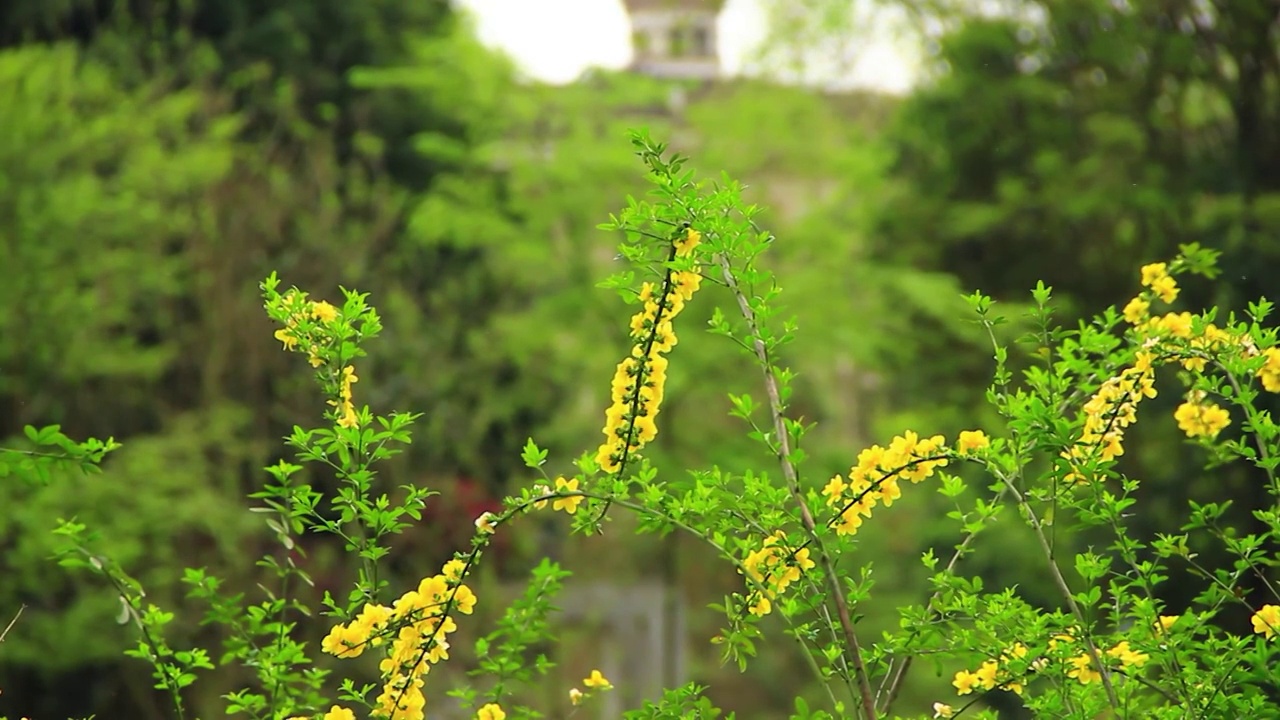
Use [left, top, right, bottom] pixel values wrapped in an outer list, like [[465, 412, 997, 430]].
[[716, 254, 879, 720]]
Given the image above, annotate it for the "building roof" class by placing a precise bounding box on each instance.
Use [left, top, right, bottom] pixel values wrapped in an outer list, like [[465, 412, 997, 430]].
[[621, 0, 725, 12]]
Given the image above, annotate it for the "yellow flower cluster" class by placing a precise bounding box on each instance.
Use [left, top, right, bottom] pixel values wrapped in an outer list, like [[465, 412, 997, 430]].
[[1174, 391, 1231, 439], [1252, 604, 1280, 639], [951, 643, 1030, 696], [1062, 352, 1156, 482], [951, 634, 1149, 698], [320, 559, 476, 720], [740, 531, 816, 617], [270, 291, 359, 428], [1140, 262, 1179, 304], [822, 431, 949, 537], [596, 228, 702, 473], [328, 364, 359, 429], [273, 292, 341, 368]]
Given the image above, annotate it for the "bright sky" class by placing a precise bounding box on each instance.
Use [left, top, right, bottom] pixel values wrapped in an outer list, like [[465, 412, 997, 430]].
[[455, 0, 920, 93]]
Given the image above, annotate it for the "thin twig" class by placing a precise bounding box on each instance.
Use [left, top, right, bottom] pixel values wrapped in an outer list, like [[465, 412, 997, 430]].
[[717, 254, 879, 720], [876, 485, 1009, 712], [0, 605, 25, 643], [993, 468, 1123, 711]]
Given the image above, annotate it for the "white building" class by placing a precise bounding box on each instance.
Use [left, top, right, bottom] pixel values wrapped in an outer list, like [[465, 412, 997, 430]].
[[623, 0, 724, 80]]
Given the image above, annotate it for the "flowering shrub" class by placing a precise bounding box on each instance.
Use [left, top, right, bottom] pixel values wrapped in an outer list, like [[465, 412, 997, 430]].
[[5, 132, 1280, 719]]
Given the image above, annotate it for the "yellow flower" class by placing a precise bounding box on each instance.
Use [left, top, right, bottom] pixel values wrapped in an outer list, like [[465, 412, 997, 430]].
[[337, 402, 359, 429], [933, 702, 955, 718], [1151, 275, 1179, 303], [1153, 311, 1193, 338], [974, 660, 998, 690], [1252, 604, 1280, 639], [748, 593, 772, 616], [1140, 262, 1168, 287], [553, 477, 584, 514], [475, 512, 497, 534], [1106, 640, 1149, 668], [956, 430, 991, 454], [311, 300, 339, 323], [274, 327, 298, 350], [453, 584, 478, 615], [1259, 348, 1280, 392], [532, 483, 552, 509], [476, 703, 506, 720], [1067, 653, 1100, 685], [1156, 615, 1180, 633], [569, 688, 584, 705], [323, 707, 356, 720], [821, 475, 846, 506], [952, 669, 978, 695], [442, 559, 467, 582], [1174, 400, 1230, 439], [674, 226, 701, 257], [672, 270, 702, 301], [321, 623, 365, 658], [793, 547, 815, 572], [1122, 296, 1150, 324], [584, 669, 612, 689]]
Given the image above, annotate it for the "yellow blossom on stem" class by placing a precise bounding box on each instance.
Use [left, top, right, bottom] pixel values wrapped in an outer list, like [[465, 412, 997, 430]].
[[674, 226, 701, 257], [952, 669, 978, 695], [476, 703, 506, 720], [1140, 262, 1179, 303], [569, 688, 584, 705], [323, 707, 355, 720], [1067, 653, 1100, 685], [311, 300, 339, 323], [442, 558, 467, 582], [1123, 296, 1150, 324], [1140, 262, 1167, 286], [1106, 640, 1149, 668], [274, 327, 299, 350], [1174, 398, 1231, 439], [1149, 311, 1193, 338], [552, 476, 583, 514], [596, 231, 703, 475], [584, 669, 612, 689], [821, 475, 846, 506], [1062, 359, 1156, 482], [1259, 348, 1280, 392], [933, 702, 955, 718], [956, 429, 990, 455], [828, 431, 948, 536], [748, 593, 772, 616], [974, 659, 998, 690], [1252, 604, 1280, 639]]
